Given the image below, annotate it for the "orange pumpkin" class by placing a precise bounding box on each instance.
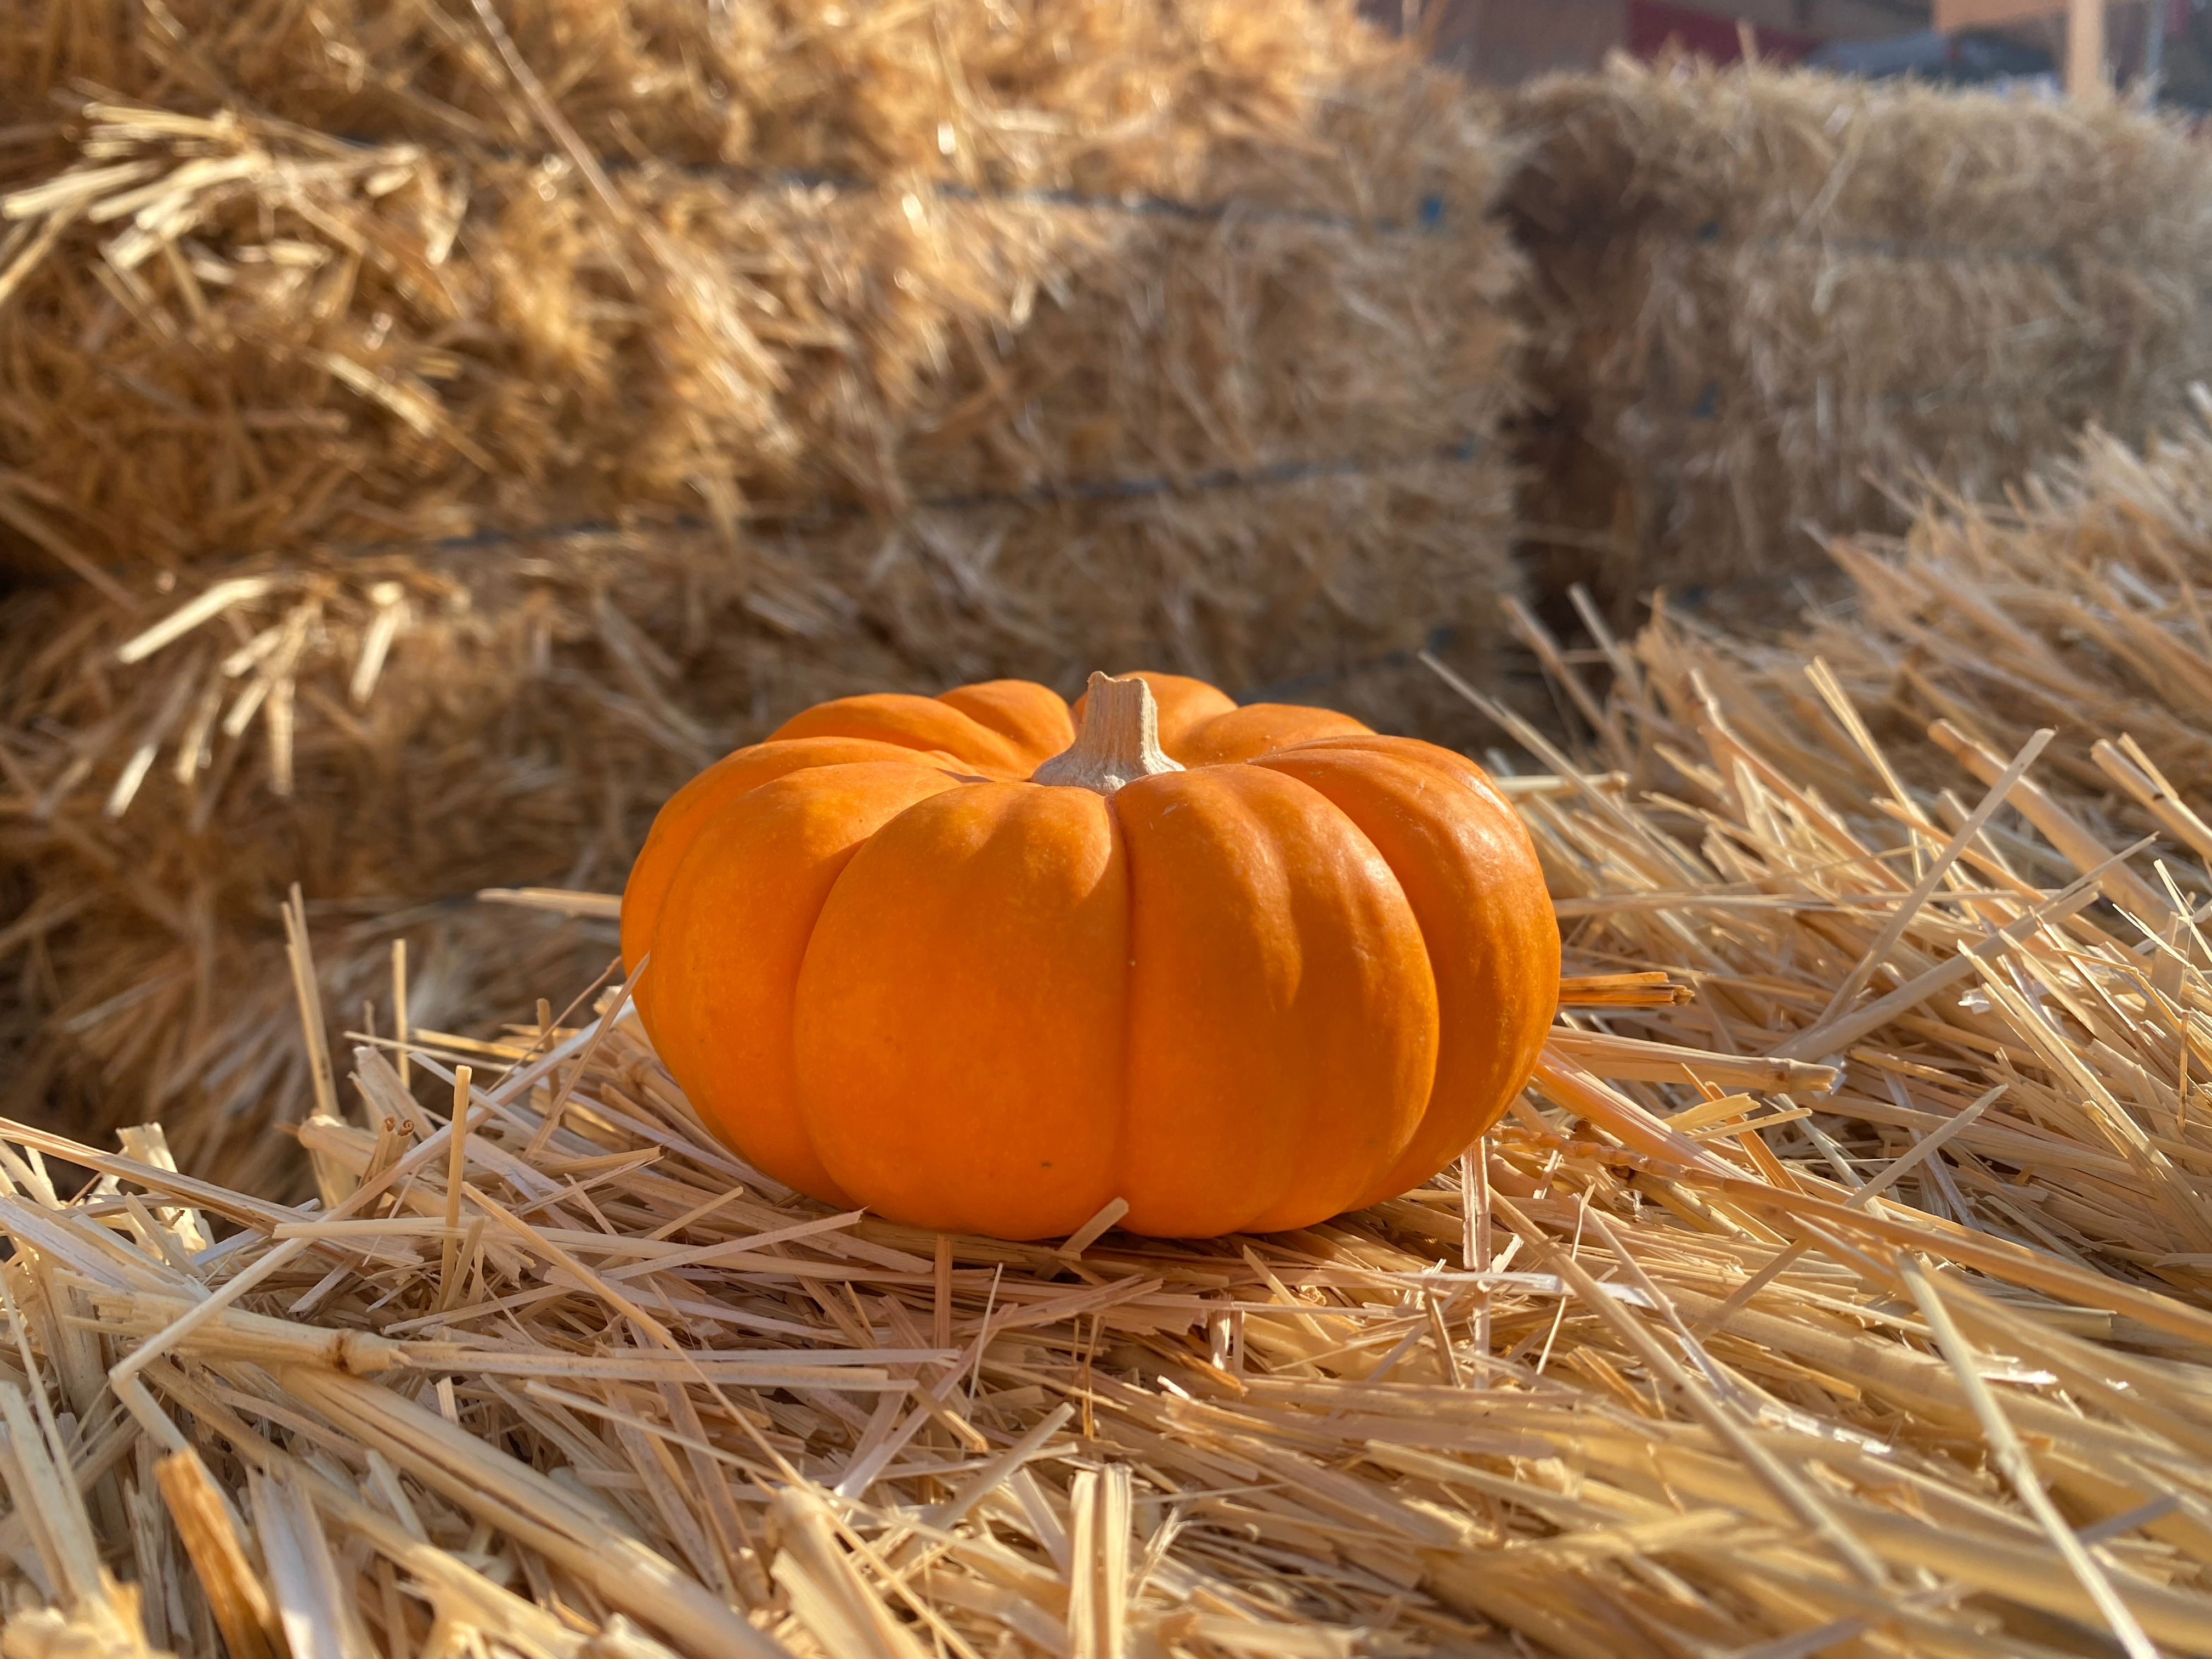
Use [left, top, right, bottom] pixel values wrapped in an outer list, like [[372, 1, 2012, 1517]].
[[620, 670, 1558, 1240]]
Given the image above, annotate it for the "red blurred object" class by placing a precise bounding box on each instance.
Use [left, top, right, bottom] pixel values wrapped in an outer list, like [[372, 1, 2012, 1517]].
[[1627, 0, 1821, 63]]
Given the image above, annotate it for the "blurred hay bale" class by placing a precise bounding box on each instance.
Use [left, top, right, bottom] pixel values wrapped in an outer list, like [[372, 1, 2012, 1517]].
[[0, 9, 1515, 573], [0, 1, 1522, 1182], [6, 0, 1440, 195], [1504, 55, 2212, 610]]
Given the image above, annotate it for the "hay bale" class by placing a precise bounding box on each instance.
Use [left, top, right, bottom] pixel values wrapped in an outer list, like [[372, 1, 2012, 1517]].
[[0, 2, 1523, 1182], [6, 0, 1443, 194], [0, 12, 1515, 575], [1504, 54, 2212, 609]]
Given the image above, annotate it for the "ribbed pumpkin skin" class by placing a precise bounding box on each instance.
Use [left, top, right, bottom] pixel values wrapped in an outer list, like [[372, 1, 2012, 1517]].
[[623, 672, 1559, 1240]]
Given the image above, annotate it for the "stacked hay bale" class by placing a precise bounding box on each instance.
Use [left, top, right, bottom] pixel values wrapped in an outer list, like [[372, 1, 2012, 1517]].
[[1504, 55, 2212, 611], [0, 3, 1523, 1185]]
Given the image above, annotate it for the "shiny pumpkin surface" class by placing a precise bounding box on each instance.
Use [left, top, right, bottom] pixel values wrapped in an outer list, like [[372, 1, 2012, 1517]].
[[622, 670, 1559, 1239]]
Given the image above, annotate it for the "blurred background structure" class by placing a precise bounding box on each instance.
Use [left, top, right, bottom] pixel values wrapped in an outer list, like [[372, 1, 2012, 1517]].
[[1367, 0, 2203, 101]]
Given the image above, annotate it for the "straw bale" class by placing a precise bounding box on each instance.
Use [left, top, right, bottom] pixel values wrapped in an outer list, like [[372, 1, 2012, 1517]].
[[0, 13, 1515, 579], [1505, 55, 2212, 606], [5, 0, 1456, 204], [10, 632, 2212, 1654]]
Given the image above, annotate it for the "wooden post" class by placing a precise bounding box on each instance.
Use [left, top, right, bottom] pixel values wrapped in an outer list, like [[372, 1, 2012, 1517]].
[[2066, 0, 2106, 97]]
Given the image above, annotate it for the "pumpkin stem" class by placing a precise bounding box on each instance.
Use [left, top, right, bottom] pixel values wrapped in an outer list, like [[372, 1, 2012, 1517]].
[[1031, 672, 1184, 795]]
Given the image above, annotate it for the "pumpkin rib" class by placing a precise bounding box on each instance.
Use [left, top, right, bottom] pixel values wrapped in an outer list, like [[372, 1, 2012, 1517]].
[[644, 761, 966, 1204], [792, 781, 1127, 1239], [1272, 732, 1523, 821], [1251, 742, 1560, 1209], [1172, 702, 1375, 767], [768, 692, 1032, 775], [1110, 764, 1437, 1237], [1227, 763, 1443, 1233], [622, 736, 955, 973], [933, 680, 1075, 767]]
